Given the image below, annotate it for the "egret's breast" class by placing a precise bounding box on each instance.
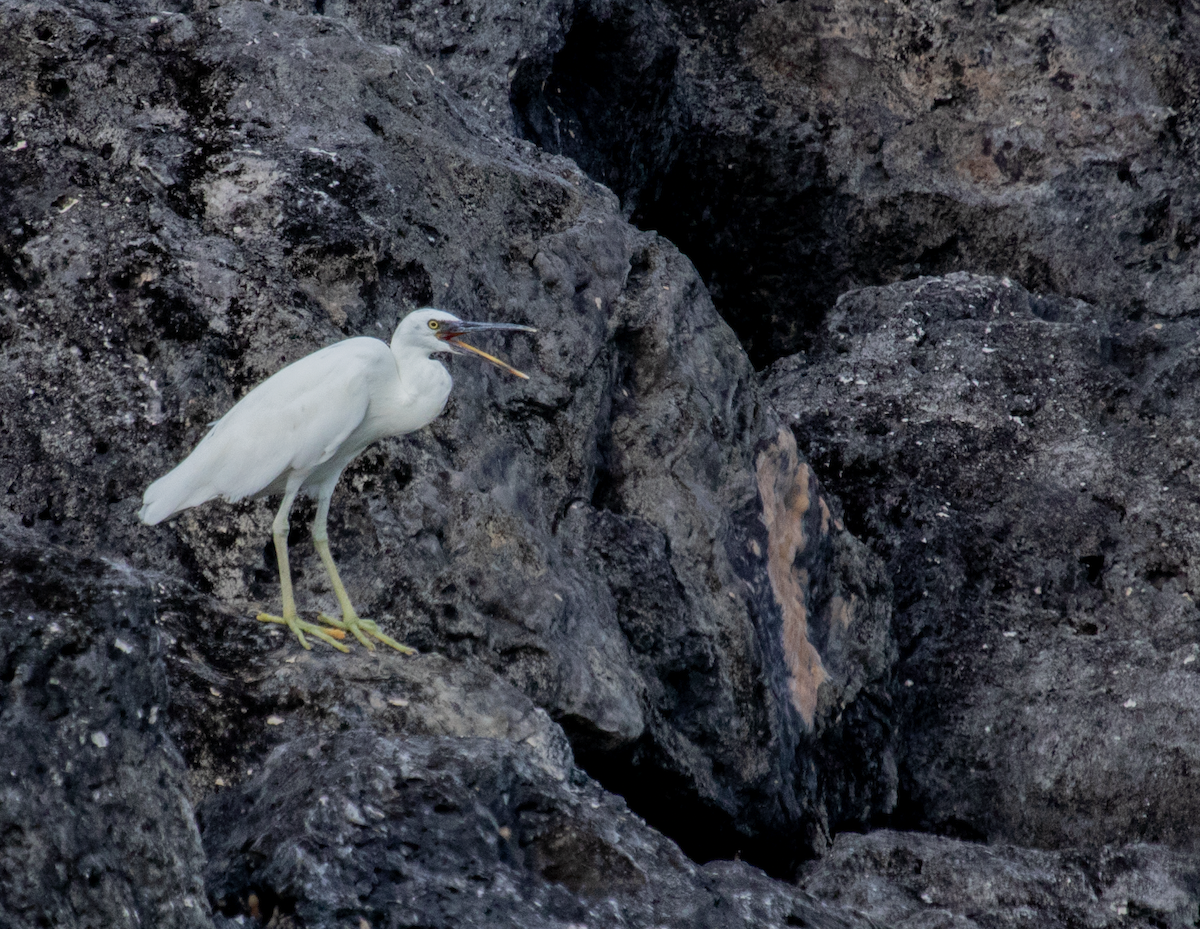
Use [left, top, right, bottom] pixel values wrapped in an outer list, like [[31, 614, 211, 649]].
[[364, 356, 452, 440]]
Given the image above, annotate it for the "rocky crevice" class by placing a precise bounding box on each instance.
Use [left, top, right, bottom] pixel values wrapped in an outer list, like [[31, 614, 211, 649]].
[[511, 0, 1200, 367]]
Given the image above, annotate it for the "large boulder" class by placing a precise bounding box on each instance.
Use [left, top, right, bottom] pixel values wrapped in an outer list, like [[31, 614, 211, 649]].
[[0, 521, 211, 929], [765, 272, 1200, 850], [200, 730, 873, 929], [0, 519, 879, 929]]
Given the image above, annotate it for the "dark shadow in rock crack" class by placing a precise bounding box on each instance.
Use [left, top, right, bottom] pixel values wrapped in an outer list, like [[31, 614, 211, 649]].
[[514, 0, 1200, 373]]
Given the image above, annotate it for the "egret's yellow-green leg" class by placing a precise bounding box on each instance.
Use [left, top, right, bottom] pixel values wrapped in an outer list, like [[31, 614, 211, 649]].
[[256, 485, 349, 652], [311, 489, 415, 654]]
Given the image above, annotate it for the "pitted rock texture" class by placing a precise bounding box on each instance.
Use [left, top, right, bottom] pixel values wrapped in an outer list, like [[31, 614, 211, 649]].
[[765, 272, 1200, 851], [9, 0, 1200, 923], [510, 0, 1200, 365], [0, 522, 211, 929], [801, 830, 1200, 929], [200, 731, 873, 929], [0, 524, 884, 929]]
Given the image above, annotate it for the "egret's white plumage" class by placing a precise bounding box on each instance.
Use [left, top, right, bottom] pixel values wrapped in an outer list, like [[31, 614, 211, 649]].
[[140, 331, 449, 521], [140, 307, 536, 652]]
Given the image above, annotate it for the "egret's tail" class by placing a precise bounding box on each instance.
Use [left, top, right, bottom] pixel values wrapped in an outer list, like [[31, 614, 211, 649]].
[[139, 456, 219, 525]]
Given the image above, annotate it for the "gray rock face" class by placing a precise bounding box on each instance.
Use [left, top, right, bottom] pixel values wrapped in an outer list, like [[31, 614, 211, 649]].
[[200, 731, 872, 929], [0, 0, 897, 865], [0, 0, 893, 918], [765, 272, 1200, 851], [0, 522, 210, 929], [6, 0, 1200, 923], [802, 830, 1200, 929], [2, 513, 883, 929]]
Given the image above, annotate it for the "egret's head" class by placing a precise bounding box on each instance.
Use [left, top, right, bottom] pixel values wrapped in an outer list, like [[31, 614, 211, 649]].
[[397, 309, 464, 353], [395, 308, 537, 379]]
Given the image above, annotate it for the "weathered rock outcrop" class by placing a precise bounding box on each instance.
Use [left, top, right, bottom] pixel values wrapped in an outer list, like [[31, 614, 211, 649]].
[[766, 272, 1200, 852], [801, 830, 1200, 929], [7, 0, 1200, 923], [513, 0, 1200, 366], [0, 521, 209, 929], [0, 0, 894, 921], [1, 522, 877, 929], [201, 731, 871, 929]]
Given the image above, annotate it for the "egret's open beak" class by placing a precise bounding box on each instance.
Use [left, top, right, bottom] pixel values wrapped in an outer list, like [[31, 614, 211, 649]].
[[438, 320, 538, 380]]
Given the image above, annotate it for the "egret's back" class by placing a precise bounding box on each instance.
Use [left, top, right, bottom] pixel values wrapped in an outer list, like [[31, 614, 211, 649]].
[[139, 338, 401, 525]]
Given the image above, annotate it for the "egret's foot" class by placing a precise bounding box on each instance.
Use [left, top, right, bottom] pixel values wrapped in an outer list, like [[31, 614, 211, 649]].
[[318, 613, 416, 655], [256, 611, 350, 653]]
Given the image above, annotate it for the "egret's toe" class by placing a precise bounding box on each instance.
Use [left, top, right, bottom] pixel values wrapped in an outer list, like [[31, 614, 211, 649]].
[[319, 613, 416, 655], [257, 611, 350, 653]]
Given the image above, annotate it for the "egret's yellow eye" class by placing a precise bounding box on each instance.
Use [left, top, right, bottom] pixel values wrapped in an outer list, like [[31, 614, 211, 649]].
[[428, 320, 440, 330]]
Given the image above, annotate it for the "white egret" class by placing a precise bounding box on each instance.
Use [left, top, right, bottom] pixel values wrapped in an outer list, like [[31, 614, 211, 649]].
[[140, 308, 536, 653]]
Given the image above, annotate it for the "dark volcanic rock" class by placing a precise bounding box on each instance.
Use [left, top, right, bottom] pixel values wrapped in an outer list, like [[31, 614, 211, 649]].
[[201, 731, 873, 929], [801, 829, 1200, 929], [150, 565, 576, 796], [0, 0, 893, 908], [0, 525, 881, 929], [10, 0, 1200, 922], [512, 0, 1200, 366], [0, 522, 211, 929], [765, 272, 1200, 850]]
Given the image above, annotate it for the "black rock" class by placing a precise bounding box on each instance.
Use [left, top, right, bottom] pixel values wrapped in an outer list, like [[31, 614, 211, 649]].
[[200, 729, 872, 929], [0, 0, 895, 875], [802, 829, 1200, 929], [0, 522, 211, 929], [766, 272, 1200, 851], [513, 0, 1200, 367], [7, 0, 1200, 923]]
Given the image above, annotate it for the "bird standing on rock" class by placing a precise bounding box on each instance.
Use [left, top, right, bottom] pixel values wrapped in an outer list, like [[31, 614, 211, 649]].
[[140, 308, 537, 654]]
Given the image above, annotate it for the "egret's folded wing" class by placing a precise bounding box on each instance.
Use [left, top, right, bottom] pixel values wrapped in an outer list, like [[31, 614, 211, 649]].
[[140, 340, 385, 524]]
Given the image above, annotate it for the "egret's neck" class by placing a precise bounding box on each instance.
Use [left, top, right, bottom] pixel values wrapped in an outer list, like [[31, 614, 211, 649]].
[[390, 336, 451, 392]]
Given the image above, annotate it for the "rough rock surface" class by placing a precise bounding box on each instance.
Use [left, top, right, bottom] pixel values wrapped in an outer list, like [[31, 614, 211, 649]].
[[200, 731, 871, 929], [0, 0, 900, 921], [0, 0, 896, 875], [0, 521, 210, 929], [1, 520, 878, 929], [153, 567, 577, 799], [513, 0, 1200, 366], [766, 272, 1200, 853], [6, 0, 1200, 924], [801, 830, 1200, 929]]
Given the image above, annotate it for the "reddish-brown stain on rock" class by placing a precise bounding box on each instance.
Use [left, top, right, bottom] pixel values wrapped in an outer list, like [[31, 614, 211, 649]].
[[756, 427, 828, 728]]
